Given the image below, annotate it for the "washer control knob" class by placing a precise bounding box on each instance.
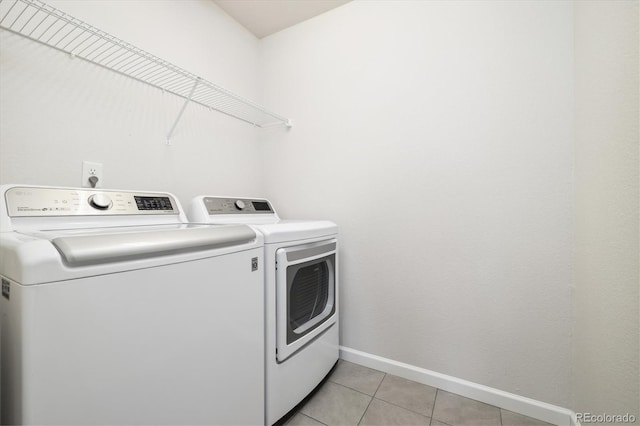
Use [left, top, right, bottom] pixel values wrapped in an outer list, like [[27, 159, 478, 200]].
[[89, 193, 112, 210], [235, 200, 246, 210]]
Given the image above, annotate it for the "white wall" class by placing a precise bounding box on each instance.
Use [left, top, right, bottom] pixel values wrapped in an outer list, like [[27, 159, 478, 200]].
[[573, 0, 639, 421], [0, 0, 266, 203], [260, 0, 574, 407]]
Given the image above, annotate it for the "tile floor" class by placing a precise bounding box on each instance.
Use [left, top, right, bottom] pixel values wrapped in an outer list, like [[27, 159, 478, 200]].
[[283, 360, 555, 426]]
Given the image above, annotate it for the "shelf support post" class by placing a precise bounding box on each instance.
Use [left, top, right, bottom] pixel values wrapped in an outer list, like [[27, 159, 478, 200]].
[[166, 78, 200, 145]]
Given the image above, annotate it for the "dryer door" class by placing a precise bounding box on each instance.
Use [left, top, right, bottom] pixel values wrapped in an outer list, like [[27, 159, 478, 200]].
[[276, 239, 337, 362]]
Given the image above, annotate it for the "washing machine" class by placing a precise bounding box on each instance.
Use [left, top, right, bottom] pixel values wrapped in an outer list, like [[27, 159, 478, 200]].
[[188, 196, 339, 425], [0, 185, 265, 425]]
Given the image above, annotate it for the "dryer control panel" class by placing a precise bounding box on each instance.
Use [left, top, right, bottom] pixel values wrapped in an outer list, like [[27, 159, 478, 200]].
[[4, 187, 179, 217], [203, 197, 273, 215]]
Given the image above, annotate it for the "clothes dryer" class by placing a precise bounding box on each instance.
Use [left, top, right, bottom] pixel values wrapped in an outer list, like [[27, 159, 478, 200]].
[[0, 185, 265, 425], [188, 197, 339, 425]]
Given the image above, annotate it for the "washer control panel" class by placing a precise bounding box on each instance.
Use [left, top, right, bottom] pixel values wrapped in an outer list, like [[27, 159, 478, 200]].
[[203, 197, 273, 215], [4, 187, 178, 216]]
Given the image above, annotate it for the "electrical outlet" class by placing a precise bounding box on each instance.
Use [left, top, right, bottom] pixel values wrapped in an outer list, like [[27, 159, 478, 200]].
[[81, 161, 103, 188]]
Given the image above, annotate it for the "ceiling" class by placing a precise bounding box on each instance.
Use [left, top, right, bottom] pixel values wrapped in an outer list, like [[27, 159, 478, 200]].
[[213, 0, 351, 39]]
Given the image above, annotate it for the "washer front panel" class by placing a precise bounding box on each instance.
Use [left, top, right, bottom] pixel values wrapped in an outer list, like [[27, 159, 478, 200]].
[[4, 187, 179, 217]]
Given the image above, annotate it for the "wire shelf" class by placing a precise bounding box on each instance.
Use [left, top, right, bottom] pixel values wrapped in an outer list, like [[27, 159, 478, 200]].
[[0, 0, 292, 136]]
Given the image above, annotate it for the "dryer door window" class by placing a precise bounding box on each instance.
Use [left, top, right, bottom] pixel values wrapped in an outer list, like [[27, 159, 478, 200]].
[[275, 239, 338, 362], [287, 255, 334, 344]]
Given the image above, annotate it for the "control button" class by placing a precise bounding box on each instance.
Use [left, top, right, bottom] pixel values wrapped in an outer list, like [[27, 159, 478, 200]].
[[235, 200, 246, 210], [89, 193, 112, 210]]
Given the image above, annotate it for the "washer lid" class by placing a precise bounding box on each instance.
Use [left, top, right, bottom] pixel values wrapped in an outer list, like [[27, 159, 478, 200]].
[[49, 224, 256, 266], [1, 223, 259, 285]]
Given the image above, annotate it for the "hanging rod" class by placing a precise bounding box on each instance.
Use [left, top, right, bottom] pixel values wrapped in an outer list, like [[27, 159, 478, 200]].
[[0, 0, 293, 131]]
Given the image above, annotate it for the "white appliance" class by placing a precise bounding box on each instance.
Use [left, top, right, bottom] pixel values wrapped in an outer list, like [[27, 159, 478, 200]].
[[188, 196, 339, 425], [0, 185, 265, 425]]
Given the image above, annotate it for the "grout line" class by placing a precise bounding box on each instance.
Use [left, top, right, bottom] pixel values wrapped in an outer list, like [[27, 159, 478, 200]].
[[331, 381, 381, 398], [432, 387, 439, 417], [364, 372, 438, 423], [329, 374, 386, 397], [430, 389, 462, 426], [430, 389, 440, 426], [356, 371, 384, 426], [356, 393, 375, 426], [500, 407, 504, 426], [329, 361, 386, 398], [372, 372, 386, 396], [302, 412, 329, 426], [370, 397, 433, 422], [295, 404, 329, 425]]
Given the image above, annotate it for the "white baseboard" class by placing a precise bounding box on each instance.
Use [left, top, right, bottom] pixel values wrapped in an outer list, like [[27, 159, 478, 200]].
[[339, 346, 579, 426]]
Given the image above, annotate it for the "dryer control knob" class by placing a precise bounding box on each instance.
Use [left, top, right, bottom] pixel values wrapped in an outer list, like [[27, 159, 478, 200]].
[[235, 200, 246, 210], [89, 193, 112, 210]]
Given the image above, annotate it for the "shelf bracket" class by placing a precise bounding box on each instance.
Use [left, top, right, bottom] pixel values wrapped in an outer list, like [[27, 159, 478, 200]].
[[166, 78, 200, 145]]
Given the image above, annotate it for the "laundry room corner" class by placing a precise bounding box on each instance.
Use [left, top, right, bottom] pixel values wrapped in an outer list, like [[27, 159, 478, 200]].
[[258, 0, 574, 409]]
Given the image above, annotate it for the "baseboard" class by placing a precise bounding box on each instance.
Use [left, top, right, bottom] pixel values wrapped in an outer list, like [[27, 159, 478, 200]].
[[339, 346, 579, 426]]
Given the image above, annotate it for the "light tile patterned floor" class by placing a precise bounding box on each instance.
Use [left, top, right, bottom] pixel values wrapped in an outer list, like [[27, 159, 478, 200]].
[[284, 360, 555, 426]]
